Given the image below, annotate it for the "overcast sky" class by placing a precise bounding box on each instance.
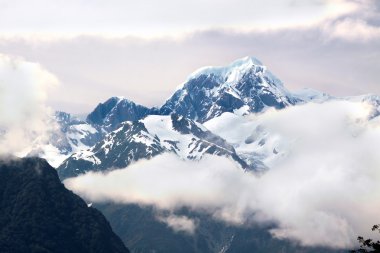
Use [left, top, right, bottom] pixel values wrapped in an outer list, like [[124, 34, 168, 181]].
[[0, 0, 379, 113]]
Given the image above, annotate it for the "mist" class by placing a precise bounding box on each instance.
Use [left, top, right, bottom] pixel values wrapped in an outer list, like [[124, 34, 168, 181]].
[[0, 53, 59, 155], [65, 100, 380, 249]]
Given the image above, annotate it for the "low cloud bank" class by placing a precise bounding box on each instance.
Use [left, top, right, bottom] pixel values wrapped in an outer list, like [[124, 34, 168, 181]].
[[157, 214, 198, 235], [0, 53, 59, 155], [65, 100, 380, 249]]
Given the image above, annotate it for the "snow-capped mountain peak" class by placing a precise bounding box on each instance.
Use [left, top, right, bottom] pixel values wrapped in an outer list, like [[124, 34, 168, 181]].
[[86, 96, 152, 131], [186, 56, 264, 83], [23, 56, 339, 169], [161, 56, 299, 122]]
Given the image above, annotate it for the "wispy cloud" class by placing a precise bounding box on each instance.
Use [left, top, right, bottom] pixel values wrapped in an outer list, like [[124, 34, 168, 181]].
[[0, 1, 378, 113], [0, 53, 59, 155], [65, 100, 380, 249], [322, 18, 380, 41], [1, 25, 379, 114]]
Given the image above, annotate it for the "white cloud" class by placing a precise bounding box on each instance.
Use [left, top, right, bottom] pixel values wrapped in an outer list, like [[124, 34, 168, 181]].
[[65, 100, 380, 249], [64, 154, 245, 211], [0, 53, 59, 155], [157, 214, 198, 234], [323, 18, 380, 41]]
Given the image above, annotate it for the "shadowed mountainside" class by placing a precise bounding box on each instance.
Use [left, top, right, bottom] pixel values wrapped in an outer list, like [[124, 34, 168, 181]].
[[0, 156, 130, 253]]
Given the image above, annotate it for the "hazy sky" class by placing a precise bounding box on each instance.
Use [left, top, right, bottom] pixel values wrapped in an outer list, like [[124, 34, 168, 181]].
[[0, 0, 379, 113]]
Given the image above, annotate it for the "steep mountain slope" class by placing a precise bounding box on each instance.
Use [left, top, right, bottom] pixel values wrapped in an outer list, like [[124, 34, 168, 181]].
[[142, 114, 248, 167], [58, 120, 165, 179], [0, 156, 129, 253], [54, 111, 102, 149], [87, 96, 154, 131], [58, 114, 250, 179], [160, 57, 301, 122], [23, 98, 153, 168]]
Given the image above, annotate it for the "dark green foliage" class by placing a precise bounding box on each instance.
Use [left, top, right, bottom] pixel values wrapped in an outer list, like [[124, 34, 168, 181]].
[[351, 225, 380, 253], [0, 157, 129, 253]]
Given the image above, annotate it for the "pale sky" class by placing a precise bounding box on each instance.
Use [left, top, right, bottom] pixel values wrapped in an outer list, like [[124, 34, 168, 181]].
[[0, 0, 359, 36], [0, 0, 379, 113]]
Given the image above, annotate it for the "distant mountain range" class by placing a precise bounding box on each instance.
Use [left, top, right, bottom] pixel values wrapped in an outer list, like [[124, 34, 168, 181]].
[[31, 56, 331, 172], [39, 56, 377, 179], [13, 56, 380, 253]]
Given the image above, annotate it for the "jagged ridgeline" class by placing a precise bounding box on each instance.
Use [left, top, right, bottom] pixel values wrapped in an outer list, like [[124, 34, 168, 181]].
[[0, 157, 129, 253], [31, 56, 317, 169], [51, 56, 379, 180], [55, 56, 305, 178], [58, 114, 251, 180]]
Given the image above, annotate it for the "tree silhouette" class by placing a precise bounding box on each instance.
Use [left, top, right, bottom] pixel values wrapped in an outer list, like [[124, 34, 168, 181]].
[[351, 225, 380, 252]]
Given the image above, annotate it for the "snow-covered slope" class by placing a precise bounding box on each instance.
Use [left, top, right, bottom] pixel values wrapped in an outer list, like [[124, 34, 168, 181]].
[[33, 96, 154, 167], [204, 112, 287, 171], [58, 114, 250, 179], [292, 88, 332, 103], [159, 57, 301, 122], [204, 93, 380, 171], [58, 120, 164, 179], [26, 111, 102, 167]]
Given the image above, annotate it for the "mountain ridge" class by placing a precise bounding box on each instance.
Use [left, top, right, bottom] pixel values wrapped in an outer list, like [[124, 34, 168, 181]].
[[58, 113, 254, 179], [27, 56, 376, 170], [0, 156, 130, 253]]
